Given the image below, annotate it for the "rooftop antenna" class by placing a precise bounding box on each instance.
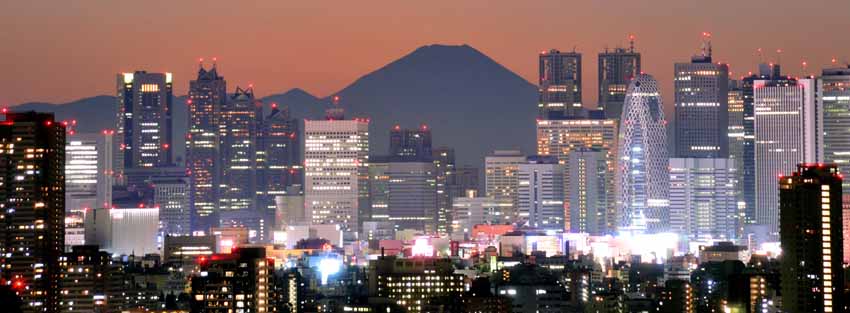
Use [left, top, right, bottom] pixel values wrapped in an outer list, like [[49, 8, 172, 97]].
[[198, 58, 204, 70], [700, 32, 712, 58], [756, 48, 764, 63], [801, 59, 808, 77], [212, 57, 218, 69], [628, 34, 636, 53], [776, 49, 782, 66]]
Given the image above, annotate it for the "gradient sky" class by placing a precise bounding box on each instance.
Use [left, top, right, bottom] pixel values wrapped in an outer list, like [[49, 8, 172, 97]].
[[2, 1, 849, 108]]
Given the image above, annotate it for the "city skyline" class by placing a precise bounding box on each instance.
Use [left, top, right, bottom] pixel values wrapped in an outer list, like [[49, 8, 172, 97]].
[[3, 1, 850, 110]]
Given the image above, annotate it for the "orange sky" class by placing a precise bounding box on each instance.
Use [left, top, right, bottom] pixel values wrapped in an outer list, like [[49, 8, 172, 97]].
[[1, 0, 848, 107]]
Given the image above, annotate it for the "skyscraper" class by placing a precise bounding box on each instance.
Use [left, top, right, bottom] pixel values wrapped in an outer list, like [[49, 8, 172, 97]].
[[536, 111, 618, 234], [726, 80, 746, 230], [741, 63, 782, 224], [754, 77, 821, 238], [818, 65, 850, 264], [598, 39, 640, 120], [517, 156, 565, 230], [779, 164, 844, 313], [818, 66, 850, 200], [386, 161, 437, 233], [389, 125, 432, 161], [153, 175, 191, 236], [432, 147, 456, 236], [539, 49, 582, 117], [668, 158, 738, 242], [219, 86, 262, 212], [116, 71, 173, 170], [65, 130, 114, 248], [0, 112, 65, 313], [256, 104, 301, 213], [615, 74, 669, 233], [566, 149, 609, 234], [187, 62, 226, 232], [485, 150, 525, 222], [673, 37, 729, 158], [304, 105, 369, 235]]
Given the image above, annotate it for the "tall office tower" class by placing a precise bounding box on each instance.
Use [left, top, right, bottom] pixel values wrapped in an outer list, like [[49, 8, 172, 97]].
[[818, 66, 850, 264], [432, 147, 456, 235], [779, 164, 844, 313], [485, 150, 525, 222], [187, 63, 226, 232], [818, 67, 850, 199], [304, 106, 369, 235], [566, 149, 609, 234], [726, 80, 746, 231], [539, 49, 582, 117], [517, 156, 565, 230], [741, 64, 783, 224], [536, 110, 618, 233], [673, 37, 729, 158], [256, 104, 301, 213], [116, 71, 173, 170], [58, 245, 125, 313], [190, 247, 272, 313], [0, 112, 65, 313], [754, 78, 820, 238], [219, 86, 262, 212], [65, 131, 114, 248], [668, 158, 738, 242], [389, 125, 432, 161], [386, 161, 437, 232], [598, 39, 640, 119], [367, 157, 391, 226], [153, 175, 191, 236], [615, 74, 669, 233]]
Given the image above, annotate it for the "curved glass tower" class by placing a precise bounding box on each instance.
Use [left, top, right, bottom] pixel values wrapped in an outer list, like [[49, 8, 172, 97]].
[[615, 74, 669, 233]]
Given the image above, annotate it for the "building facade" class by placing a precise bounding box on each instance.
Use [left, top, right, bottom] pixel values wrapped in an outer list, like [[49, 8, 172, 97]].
[[539, 49, 582, 117], [219, 86, 262, 212], [187, 63, 226, 232], [754, 78, 821, 238], [598, 43, 640, 120], [517, 156, 565, 230], [0, 112, 65, 313], [304, 108, 369, 236], [673, 46, 729, 158], [779, 164, 844, 313], [485, 150, 525, 223], [116, 71, 173, 170], [615, 74, 669, 233], [668, 158, 738, 242]]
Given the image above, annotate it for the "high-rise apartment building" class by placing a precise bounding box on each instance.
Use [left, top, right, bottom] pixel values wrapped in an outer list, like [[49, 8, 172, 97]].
[[615, 74, 669, 233], [190, 247, 272, 313], [485, 150, 525, 222], [304, 106, 369, 235], [368, 256, 466, 313], [673, 39, 729, 158], [779, 164, 844, 313], [539, 49, 582, 117], [389, 125, 432, 161], [754, 77, 821, 237], [598, 40, 640, 120], [517, 156, 565, 230], [219, 86, 262, 212], [669, 158, 738, 242], [116, 71, 173, 170], [0, 112, 65, 313], [58, 245, 125, 313], [187, 63, 226, 232]]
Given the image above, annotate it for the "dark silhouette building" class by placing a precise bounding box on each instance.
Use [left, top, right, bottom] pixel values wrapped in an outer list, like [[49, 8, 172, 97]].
[[187, 62, 226, 232], [190, 247, 272, 313], [539, 49, 582, 117], [598, 38, 640, 120], [0, 112, 65, 313], [389, 125, 432, 162], [779, 163, 844, 312]]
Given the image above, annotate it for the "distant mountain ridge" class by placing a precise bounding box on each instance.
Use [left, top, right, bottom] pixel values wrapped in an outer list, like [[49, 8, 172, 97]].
[[11, 44, 538, 167]]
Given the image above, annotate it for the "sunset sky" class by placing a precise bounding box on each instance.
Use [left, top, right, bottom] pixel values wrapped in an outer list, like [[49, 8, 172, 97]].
[[2, 0, 849, 107]]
